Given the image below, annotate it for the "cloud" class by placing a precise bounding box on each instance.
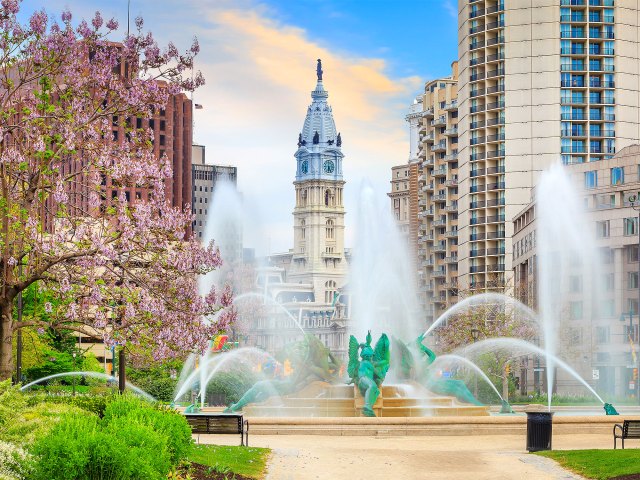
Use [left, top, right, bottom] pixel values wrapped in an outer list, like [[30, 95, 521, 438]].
[[189, 6, 421, 253], [22, 0, 422, 255], [443, 0, 457, 20]]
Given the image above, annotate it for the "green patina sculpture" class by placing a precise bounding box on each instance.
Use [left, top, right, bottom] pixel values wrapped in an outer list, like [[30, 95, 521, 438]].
[[348, 331, 390, 417], [392, 334, 483, 407], [224, 334, 341, 413], [604, 402, 619, 415]]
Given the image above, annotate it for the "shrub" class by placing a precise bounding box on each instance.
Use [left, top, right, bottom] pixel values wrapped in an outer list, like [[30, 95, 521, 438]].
[[0, 402, 88, 447], [26, 392, 111, 417], [31, 413, 172, 480], [0, 440, 30, 480], [103, 395, 192, 463]]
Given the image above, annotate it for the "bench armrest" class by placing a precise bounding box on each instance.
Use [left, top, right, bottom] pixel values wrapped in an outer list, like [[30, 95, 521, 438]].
[[613, 423, 623, 436]]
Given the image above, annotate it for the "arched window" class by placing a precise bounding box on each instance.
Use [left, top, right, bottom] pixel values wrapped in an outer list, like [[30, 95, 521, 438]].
[[325, 280, 337, 304], [301, 219, 306, 239], [326, 219, 334, 239]]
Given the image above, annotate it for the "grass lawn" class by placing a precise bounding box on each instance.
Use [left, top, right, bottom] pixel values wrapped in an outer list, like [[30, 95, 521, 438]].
[[187, 444, 271, 479], [536, 449, 640, 479]]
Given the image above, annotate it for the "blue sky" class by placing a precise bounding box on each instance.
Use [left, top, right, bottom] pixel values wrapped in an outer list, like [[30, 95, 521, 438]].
[[19, 0, 459, 254]]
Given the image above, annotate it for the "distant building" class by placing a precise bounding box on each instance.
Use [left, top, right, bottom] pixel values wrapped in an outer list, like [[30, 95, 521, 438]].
[[513, 146, 640, 397], [191, 144, 238, 240]]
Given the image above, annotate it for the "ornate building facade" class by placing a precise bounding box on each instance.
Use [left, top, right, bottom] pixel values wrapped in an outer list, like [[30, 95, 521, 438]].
[[246, 60, 350, 359]]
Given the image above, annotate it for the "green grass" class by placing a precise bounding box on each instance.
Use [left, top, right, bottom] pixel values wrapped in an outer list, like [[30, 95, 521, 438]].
[[187, 444, 271, 479], [536, 449, 640, 479]]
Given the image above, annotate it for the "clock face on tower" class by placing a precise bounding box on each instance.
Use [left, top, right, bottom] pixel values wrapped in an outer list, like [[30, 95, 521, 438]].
[[323, 160, 335, 174], [301, 160, 309, 174]]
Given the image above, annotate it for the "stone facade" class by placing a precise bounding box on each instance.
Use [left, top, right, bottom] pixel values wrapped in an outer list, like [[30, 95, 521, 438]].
[[513, 145, 640, 397]]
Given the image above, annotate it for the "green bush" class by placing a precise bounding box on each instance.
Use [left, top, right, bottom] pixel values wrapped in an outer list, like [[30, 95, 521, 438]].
[[204, 368, 258, 405], [31, 412, 172, 480], [1, 402, 88, 447], [26, 392, 111, 417], [102, 395, 192, 463]]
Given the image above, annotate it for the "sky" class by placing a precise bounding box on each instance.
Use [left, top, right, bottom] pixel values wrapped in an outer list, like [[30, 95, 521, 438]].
[[21, 0, 458, 254]]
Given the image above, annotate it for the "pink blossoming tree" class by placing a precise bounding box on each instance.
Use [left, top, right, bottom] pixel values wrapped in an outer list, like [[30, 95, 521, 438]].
[[0, 1, 235, 380]]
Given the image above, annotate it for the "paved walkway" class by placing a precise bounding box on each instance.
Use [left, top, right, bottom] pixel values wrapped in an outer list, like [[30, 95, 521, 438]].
[[197, 432, 616, 479]]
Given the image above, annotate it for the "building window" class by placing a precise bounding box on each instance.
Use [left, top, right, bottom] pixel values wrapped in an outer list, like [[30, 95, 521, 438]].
[[596, 220, 610, 238], [624, 217, 638, 236], [628, 299, 639, 316], [569, 275, 582, 293], [326, 219, 334, 239], [595, 326, 610, 344], [569, 301, 583, 320], [325, 280, 337, 304], [611, 167, 624, 185], [628, 272, 639, 290], [603, 273, 614, 291], [629, 245, 639, 262], [584, 170, 597, 188]]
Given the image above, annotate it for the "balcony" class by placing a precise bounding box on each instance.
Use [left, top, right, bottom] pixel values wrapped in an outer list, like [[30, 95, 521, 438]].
[[486, 100, 505, 110], [470, 265, 486, 273], [486, 117, 504, 126], [486, 247, 506, 256], [486, 84, 505, 94], [470, 152, 486, 161], [470, 120, 485, 130], [470, 104, 486, 113], [486, 149, 505, 159], [422, 157, 434, 166], [469, 41, 485, 51], [431, 142, 447, 152], [446, 178, 458, 187], [470, 57, 485, 67], [422, 182, 434, 192], [444, 100, 458, 111], [444, 230, 458, 238], [470, 184, 486, 194], [486, 214, 506, 222], [444, 126, 459, 136], [423, 132, 435, 143], [444, 202, 458, 212], [486, 182, 506, 191], [486, 69, 505, 79], [431, 193, 447, 201], [422, 258, 434, 267], [433, 218, 447, 227], [486, 4, 504, 14], [469, 24, 485, 34], [561, 112, 587, 120], [560, 14, 586, 22], [431, 116, 447, 127], [469, 9, 485, 19], [433, 166, 447, 177], [486, 264, 506, 272], [445, 255, 458, 264], [423, 107, 434, 118], [486, 19, 504, 30], [470, 72, 485, 82], [444, 152, 459, 162], [486, 36, 504, 47], [433, 268, 447, 277]]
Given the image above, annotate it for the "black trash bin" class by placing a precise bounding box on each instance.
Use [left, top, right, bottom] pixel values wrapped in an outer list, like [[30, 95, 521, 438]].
[[526, 411, 553, 452]]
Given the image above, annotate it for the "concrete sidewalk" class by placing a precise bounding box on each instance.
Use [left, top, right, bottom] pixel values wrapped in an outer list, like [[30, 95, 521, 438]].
[[197, 432, 617, 479]]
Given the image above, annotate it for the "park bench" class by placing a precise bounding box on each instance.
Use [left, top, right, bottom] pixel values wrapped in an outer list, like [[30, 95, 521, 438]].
[[613, 420, 640, 449], [184, 413, 249, 446]]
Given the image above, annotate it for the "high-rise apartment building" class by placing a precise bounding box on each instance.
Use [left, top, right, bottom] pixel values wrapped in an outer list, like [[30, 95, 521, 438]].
[[457, 0, 640, 290], [388, 164, 414, 248], [416, 62, 460, 323]]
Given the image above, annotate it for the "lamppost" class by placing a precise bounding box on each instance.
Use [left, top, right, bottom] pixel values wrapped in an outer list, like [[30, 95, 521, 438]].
[[620, 311, 639, 405], [471, 328, 480, 397], [72, 352, 76, 396], [628, 192, 640, 405]]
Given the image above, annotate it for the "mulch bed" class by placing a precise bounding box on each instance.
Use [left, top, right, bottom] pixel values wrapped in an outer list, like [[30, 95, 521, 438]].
[[185, 462, 254, 480], [610, 476, 640, 480]]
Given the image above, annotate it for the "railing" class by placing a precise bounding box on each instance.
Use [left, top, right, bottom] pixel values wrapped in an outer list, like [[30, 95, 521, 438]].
[[486, 52, 505, 63], [486, 84, 505, 94]]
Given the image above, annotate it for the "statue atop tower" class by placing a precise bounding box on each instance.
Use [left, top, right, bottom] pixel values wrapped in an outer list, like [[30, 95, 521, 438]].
[[317, 58, 323, 81]]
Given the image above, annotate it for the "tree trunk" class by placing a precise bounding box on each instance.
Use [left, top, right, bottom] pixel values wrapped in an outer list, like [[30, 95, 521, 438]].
[[0, 300, 14, 381]]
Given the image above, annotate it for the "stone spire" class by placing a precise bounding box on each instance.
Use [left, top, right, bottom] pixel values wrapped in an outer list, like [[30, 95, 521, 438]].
[[299, 59, 338, 148]]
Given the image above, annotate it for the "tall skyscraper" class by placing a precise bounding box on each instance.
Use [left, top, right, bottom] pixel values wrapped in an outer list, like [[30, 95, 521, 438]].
[[457, 0, 640, 290]]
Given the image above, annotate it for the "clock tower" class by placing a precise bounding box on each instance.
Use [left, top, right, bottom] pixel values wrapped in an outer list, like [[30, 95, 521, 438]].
[[290, 59, 347, 301]]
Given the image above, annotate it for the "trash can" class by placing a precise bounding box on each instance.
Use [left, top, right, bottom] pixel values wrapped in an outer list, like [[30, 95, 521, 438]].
[[526, 411, 553, 452]]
